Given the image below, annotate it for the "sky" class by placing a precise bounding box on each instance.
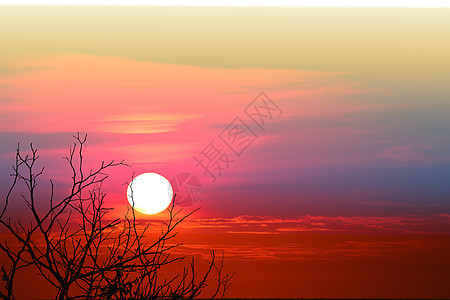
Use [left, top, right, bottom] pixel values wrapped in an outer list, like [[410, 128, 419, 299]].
[[1, 0, 450, 7], [0, 4, 450, 299]]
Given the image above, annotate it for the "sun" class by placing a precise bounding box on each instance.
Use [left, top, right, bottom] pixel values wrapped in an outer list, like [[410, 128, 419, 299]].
[[127, 172, 173, 215]]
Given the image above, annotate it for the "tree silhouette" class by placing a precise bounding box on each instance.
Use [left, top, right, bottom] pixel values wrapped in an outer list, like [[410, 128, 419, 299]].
[[0, 133, 233, 300]]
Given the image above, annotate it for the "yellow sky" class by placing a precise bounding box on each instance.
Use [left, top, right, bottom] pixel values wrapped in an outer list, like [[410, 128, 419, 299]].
[[1, 7, 449, 95]]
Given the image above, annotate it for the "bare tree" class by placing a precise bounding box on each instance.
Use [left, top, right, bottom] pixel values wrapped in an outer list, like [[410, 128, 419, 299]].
[[0, 133, 233, 300]]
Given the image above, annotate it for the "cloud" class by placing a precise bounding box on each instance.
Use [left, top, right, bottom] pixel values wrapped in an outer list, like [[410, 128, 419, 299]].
[[379, 144, 450, 166], [98, 113, 203, 134], [160, 213, 450, 235], [164, 238, 447, 262]]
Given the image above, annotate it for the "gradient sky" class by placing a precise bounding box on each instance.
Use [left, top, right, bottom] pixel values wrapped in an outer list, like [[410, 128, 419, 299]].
[[1, 5, 450, 299]]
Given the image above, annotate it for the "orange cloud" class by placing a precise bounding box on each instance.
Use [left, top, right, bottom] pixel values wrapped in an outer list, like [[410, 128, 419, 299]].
[[140, 213, 450, 235]]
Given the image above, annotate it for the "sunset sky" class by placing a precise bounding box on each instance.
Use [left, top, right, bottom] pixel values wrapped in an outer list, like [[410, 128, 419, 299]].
[[1, 3, 450, 299]]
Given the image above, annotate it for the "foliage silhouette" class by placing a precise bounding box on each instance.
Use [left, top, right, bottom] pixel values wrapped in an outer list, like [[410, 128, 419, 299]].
[[0, 133, 233, 300]]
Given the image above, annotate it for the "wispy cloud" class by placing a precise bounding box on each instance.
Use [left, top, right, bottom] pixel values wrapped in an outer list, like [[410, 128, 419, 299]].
[[166, 238, 449, 262], [155, 214, 450, 235], [380, 144, 450, 166]]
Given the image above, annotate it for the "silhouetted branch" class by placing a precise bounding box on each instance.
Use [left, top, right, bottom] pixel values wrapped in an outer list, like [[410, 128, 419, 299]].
[[0, 133, 232, 300]]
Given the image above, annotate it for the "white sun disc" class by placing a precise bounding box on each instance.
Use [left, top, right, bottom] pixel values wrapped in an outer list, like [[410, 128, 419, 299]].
[[127, 173, 173, 215]]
